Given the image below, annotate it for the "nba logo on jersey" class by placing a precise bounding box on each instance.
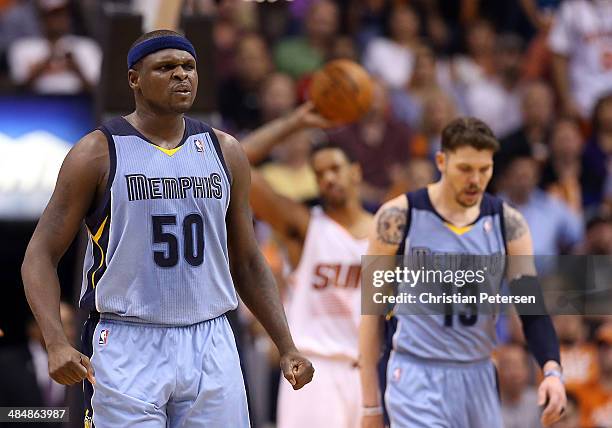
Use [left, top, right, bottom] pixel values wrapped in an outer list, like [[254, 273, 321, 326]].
[[99, 329, 109, 345], [392, 367, 402, 382], [194, 138, 204, 152]]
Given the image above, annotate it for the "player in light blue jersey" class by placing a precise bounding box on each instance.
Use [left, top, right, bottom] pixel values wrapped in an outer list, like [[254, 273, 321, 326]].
[[360, 117, 566, 428], [22, 29, 313, 427]]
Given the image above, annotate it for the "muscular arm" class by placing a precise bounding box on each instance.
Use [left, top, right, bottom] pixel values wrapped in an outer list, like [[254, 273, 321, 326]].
[[242, 102, 331, 165], [219, 131, 313, 389], [360, 196, 408, 411], [503, 203, 565, 427], [242, 104, 328, 249], [21, 130, 107, 384], [249, 169, 310, 246], [503, 203, 536, 277], [242, 106, 303, 165]]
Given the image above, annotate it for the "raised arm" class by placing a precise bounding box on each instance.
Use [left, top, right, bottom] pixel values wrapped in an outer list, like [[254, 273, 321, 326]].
[[249, 169, 311, 245], [243, 103, 332, 248], [360, 195, 408, 428], [21, 131, 107, 385], [503, 203, 566, 427], [219, 131, 314, 390], [242, 102, 330, 165]]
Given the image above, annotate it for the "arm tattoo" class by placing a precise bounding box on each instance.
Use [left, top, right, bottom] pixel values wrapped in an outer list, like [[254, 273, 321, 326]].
[[377, 207, 407, 245], [504, 205, 528, 242]]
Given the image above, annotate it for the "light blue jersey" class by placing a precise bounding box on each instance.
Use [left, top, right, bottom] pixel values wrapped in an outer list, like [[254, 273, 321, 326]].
[[79, 116, 238, 325], [79, 117, 249, 428], [383, 187, 508, 428], [392, 187, 507, 362]]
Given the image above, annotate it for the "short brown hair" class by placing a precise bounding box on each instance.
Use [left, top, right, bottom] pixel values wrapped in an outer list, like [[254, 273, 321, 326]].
[[441, 117, 499, 152]]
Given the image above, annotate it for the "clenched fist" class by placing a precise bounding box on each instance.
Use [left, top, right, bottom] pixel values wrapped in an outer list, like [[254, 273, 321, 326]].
[[47, 342, 95, 386], [280, 350, 314, 390]]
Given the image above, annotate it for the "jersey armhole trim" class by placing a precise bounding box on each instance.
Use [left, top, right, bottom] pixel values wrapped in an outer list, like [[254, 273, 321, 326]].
[[395, 193, 411, 256], [499, 201, 508, 253], [85, 127, 116, 233], [204, 128, 232, 186]]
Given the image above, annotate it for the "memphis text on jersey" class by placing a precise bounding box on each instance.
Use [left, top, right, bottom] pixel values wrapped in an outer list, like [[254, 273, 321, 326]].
[[125, 173, 223, 201]]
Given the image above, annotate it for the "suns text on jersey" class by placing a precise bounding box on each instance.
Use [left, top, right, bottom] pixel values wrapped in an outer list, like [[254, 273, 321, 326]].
[[312, 264, 361, 289]]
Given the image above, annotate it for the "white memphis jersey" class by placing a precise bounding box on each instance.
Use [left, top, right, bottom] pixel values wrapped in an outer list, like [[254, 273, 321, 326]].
[[549, 0, 612, 116], [285, 207, 368, 361]]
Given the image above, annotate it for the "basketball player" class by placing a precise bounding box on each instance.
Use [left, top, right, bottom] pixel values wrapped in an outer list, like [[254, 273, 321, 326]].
[[21, 30, 313, 427], [242, 108, 372, 428], [360, 118, 566, 427]]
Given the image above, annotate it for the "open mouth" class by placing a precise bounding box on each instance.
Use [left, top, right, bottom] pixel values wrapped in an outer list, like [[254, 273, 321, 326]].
[[173, 86, 191, 95]]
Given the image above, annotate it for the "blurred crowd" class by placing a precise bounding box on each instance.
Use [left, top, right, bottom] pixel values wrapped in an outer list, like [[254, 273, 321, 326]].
[[1, 0, 612, 427]]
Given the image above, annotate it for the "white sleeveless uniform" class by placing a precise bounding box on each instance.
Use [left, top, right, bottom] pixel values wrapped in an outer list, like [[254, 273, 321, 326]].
[[277, 206, 368, 428]]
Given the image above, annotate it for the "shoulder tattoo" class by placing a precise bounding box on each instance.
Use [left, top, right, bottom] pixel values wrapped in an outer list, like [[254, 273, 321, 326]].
[[504, 205, 528, 242], [376, 207, 407, 245]]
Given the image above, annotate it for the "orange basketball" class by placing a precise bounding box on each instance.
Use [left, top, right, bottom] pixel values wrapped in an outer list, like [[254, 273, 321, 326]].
[[309, 59, 374, 125]]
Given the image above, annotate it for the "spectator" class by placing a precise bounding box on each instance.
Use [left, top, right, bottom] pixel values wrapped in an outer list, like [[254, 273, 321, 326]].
[[362, 3, 420, 89], [414, 0, 452, 55], [519, 0, 558, 80], [548, 0, 612, 119], [218, 32, 273, 133], [572, 214, 612, 318], [499, 156, 583, 255], [519, 0, 560, 34], [389, 44, 439, 129], [346, 0, 388, 52], [539, 117, 584, 213], [582, 94, 612, 209], [330, 35, 358, 62], [326, 80, 412, 207], [259, 72, 298, 125], [447, 19, 496, 88], [0, 302, 75, 428], [384, 157, 436, 201], [497, 343, 542, 428], [0, 0, 40, 73], [496, 80, 555, 177], [463, 0, 534, 38], [7, 0, 101, 94], [212, 18, 240, 80], [574, 323, 612, 428], [259, 129, 318, 202], [464, 33, 524, 138], [407, 89, 457, 159], [553, 315, 599, 393], [274, 0, 338, 80], [207, 0, 258, 78], [574, 214, 612, 256]]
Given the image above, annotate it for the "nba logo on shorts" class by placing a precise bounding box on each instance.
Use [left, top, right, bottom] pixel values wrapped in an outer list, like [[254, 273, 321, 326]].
[[194, 139, 204, 152], [99, 329, 109, 345]]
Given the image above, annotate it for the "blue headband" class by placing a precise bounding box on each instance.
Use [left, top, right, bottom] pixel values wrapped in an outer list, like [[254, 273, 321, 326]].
[[127, 35, 197, 69]]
